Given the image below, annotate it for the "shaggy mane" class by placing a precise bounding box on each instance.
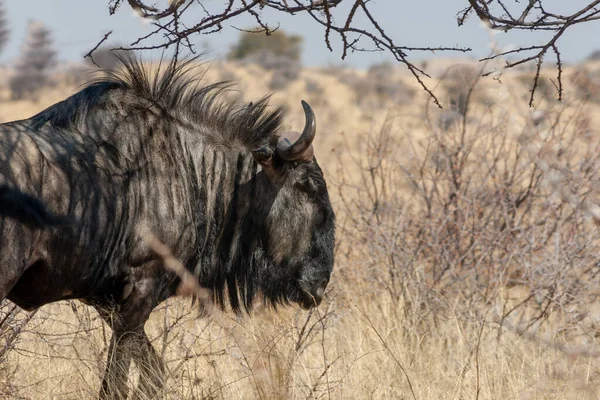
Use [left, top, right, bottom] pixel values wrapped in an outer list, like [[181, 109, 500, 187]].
[[30, 54, 284, 150]]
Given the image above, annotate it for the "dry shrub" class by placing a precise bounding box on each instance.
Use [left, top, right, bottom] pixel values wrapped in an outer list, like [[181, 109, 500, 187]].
[[302, 78, 328, 109], [334, 62, 415, 109], [364, 62, 415, 103], [438, 64, 495, 112], [335, 76, 600, 347], [0, 302, 38, 398], [304, 78, 322, 96], [329, 79, 600, 397], [570, 66, 600, 104], [515, 71, 560, 103], [235, 50, 301, 90]]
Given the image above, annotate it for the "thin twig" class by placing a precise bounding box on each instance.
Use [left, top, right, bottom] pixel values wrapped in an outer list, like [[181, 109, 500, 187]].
[[83, 31, 113, 68]]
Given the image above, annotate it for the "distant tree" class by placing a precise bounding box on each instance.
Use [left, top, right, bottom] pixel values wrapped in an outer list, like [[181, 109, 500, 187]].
[[0, 0, 8, 56], [336, 62, 415, 108], [228, 28, 303, 90], [228, 29, 302, 61], [587, 49, 600, 62], [84, 44, 128, 71], [9, 21, 56, 100]]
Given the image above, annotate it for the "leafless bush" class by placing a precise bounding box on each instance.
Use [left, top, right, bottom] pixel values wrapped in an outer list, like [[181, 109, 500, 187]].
[[335, 75, 600, 346], [515, 72, 559, 103], [0, 302, 37, 398], [438, 64, 496, 113], [337, 62, 415, 109], [269, 66, 301, 90], [366, 62, 416, 104], [301, 78, 328, 109], [570, 66, 600, 104], [236, 49, 302, 90], [304, 78, 322, 95]]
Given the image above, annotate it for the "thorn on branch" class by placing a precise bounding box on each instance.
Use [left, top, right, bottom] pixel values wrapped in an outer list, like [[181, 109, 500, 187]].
[[83, 31, 113, 68], [529, 56, 543, 107], [551, 44, 563, 102]]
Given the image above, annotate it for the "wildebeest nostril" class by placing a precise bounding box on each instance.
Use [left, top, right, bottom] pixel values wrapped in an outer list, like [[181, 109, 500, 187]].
[[319, 277, 329, 290], [299, 278, 328, 309], [315, 286, 324, 300]]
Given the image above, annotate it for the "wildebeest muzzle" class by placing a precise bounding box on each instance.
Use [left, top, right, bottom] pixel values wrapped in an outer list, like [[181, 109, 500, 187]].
[[298, 277, 328, 310]]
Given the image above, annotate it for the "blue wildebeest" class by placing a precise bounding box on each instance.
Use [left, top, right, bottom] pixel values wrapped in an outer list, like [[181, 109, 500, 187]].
[[0, 56, 335, 399]]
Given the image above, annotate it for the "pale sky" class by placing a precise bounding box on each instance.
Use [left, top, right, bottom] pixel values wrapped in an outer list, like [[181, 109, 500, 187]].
[[2, 1, 599, 69]]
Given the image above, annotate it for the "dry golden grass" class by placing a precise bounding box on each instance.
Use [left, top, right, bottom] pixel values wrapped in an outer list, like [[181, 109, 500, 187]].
[[2, 57, 600, 399], [6, 286, 600, 399]]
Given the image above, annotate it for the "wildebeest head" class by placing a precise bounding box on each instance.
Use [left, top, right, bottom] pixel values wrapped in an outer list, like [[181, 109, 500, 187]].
[[252, 101, 335, 309]]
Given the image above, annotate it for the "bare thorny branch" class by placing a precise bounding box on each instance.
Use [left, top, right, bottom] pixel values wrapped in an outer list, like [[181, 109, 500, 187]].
[[99, 0, 472, 107], [95, 1, 600, 107], [466, 0, 600, 106]]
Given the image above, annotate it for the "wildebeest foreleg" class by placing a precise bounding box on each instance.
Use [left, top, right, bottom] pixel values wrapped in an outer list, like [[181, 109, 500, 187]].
[[130, 331, 164, 400], [0, 226, 37, 304], [100, 329, 135, 400], [96, 273, 166, 399], [99, 327, 164, 400]]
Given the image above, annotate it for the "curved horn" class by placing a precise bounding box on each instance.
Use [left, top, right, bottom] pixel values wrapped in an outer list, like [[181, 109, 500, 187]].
[[276, 100, 316, 161]]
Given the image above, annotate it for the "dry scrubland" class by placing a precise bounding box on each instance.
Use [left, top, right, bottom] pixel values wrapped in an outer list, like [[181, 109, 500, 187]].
[[2, 57, 600, 399]]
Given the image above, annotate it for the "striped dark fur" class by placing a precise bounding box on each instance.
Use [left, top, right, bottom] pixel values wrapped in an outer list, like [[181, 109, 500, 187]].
[[31, 56, 284, 152], [0, 185, 64, 229], [0, 54, 335, 398]]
